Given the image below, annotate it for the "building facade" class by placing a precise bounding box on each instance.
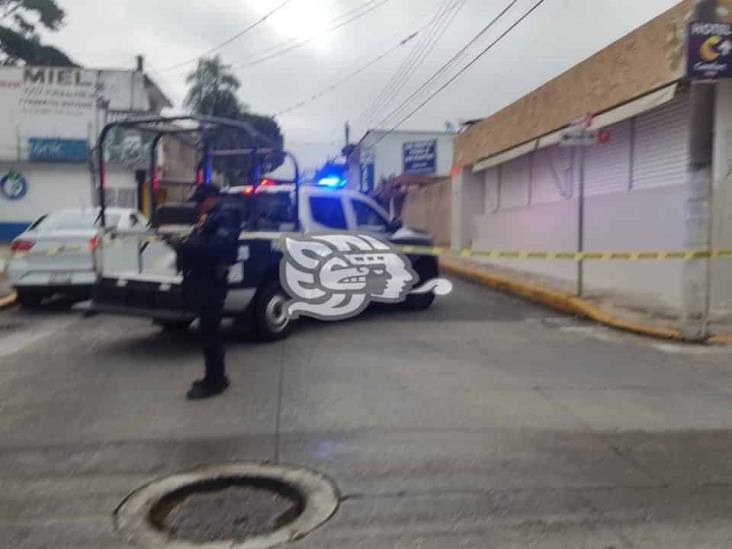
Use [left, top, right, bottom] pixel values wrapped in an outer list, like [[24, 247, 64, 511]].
[[348, 129, 455, 193], [0, 63, 171, 240], [451, 0, 732, 317]]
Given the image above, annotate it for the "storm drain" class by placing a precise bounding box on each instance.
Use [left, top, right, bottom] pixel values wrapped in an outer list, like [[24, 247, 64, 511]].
[[114, 463, 339, 549]]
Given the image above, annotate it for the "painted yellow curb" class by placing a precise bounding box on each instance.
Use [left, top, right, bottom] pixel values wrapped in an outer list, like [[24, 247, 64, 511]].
[[441, 257, 731, 344], [0, 291, 17, 310]]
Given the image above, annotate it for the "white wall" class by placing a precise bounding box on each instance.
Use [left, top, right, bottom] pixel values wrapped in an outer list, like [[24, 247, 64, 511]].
[[466, 96, 693, 309], [0, 164, 134, 222], [359, 130, 454, 187], [0, 164, 91, 224], [712, 80, 732, 314], [0, 67, 150, 161], [0, 66, 157, 240]]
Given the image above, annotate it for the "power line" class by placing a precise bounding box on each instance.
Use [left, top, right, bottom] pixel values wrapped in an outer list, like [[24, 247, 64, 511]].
[[274, 30, 421, 116], [230, 0, 392, 71], [357, 0, 462, 128], [157, 0, 296, 72], [375, 0, 521, 129], [361, 0, 467, 129], [372, 0, 546, 143], [231, 0, 383, 65]]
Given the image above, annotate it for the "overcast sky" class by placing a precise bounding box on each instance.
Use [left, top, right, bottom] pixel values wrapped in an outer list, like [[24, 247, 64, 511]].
[[42, 0, 679, 171]]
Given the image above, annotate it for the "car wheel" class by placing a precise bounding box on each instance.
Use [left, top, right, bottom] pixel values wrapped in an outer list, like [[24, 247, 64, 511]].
[[404, 291, 436, 310], [16, 288, 44, 308], [404, 256, 438, 310], [254, 282, 292, 342], [154, 319, 193, 332]]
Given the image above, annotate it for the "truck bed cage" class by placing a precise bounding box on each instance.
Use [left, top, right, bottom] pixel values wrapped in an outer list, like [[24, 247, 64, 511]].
[[95, 114, 300, 230]]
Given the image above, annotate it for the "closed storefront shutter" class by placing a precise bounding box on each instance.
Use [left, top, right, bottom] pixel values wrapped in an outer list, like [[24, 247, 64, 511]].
[[532, 146, 574, 204], [584, 120, 631, 196], [483, 167, 499, 212], [632, 96, 689, 190], [499, 155, 530, 209]]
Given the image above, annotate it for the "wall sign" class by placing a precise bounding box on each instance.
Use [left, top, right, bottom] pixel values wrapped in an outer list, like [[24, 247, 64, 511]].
[[29, 138, 88, 162], [360, 148, 375, 192], [403, 140, 437, 175], [0, 170, 28, 200], [687, 21, 732, 80]]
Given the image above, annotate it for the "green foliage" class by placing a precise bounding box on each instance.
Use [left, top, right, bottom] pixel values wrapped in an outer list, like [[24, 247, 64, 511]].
[[0, 0, 74, 66], [185, 56, 285, 184]]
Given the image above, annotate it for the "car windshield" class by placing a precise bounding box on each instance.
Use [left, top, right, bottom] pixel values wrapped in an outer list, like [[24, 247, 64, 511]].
[[251, 191, 296, 229], [29, 210, 120, 231]]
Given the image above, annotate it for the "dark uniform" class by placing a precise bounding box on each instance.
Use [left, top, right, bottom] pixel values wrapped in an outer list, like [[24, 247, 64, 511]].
[[178, 186, 241, 399]]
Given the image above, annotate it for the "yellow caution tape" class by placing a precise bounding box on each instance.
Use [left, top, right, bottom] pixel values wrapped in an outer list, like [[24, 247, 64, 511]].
[[395, 246, 732, 261], [8, 231, 732, 262]]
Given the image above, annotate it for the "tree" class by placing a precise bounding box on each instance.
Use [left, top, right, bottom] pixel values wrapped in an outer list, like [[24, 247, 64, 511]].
[[0, 0, 75, 66], [184, 56, 284, 184]]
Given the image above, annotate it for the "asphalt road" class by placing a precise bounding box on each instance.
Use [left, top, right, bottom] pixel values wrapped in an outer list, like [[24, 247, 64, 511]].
[[1, 278, 732, 548]]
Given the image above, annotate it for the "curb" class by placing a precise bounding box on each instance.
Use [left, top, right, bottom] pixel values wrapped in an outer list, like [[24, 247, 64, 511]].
[[442, 258, 731, 345], [0, 291, 17, 310]]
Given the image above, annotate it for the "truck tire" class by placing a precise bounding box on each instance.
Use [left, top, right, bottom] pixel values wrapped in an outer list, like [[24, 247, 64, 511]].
[[254, 282, 292, 341], [16, 288, 44, 308]]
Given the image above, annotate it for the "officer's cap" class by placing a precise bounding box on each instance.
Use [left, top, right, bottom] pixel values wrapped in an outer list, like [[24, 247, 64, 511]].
[[188, 184, 222, 204]]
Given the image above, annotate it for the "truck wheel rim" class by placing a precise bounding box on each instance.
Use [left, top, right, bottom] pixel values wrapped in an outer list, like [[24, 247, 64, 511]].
[[266, 293, 288, 332]]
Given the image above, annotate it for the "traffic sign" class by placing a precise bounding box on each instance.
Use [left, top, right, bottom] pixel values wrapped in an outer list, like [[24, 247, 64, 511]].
[[559, 128, 610, 147]]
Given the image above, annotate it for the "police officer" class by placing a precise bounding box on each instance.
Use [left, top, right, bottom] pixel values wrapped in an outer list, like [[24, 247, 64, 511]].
[[178, 185, 241, 400]]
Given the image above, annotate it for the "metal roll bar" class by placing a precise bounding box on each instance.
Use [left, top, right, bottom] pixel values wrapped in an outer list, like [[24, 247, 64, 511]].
[[95, 114, 300, 230]]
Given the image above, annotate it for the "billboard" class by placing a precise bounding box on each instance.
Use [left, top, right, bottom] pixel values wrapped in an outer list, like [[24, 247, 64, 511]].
[[0, 66, 148, 162], [403, 140, 437, 175]]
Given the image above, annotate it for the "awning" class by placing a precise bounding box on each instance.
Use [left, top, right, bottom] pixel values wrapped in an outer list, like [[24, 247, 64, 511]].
[[472, 82, 680, 173]]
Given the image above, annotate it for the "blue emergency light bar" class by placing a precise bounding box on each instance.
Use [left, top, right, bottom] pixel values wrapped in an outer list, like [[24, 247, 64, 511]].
[[317, 176, 346, 188]]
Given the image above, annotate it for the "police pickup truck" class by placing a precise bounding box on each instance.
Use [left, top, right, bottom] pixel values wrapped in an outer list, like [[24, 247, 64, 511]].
[[87, 183, 440, 341]]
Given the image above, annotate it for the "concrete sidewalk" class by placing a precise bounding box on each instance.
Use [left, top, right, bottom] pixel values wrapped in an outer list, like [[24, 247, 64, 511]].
[[442, 256, 732, 344]]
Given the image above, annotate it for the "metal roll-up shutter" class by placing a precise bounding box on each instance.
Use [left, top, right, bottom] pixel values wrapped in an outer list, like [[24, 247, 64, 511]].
[[483, 167, 499, 212], [532, 146, 574, 204], [499, 155, 530, 209], [584, 120, 631, 196], [632, 95, 689, 190]]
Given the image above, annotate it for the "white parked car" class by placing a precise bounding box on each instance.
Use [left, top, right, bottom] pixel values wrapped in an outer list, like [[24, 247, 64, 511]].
[[7, 207, 147, 307]]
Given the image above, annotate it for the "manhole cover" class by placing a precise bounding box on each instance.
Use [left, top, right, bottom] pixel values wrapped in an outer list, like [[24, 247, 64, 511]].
[[114, 463, 339, 549], [155, 478, 303, 543]]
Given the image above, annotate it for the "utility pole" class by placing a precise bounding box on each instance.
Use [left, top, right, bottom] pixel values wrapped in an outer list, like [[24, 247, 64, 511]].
[[682, 0, 718, 341]]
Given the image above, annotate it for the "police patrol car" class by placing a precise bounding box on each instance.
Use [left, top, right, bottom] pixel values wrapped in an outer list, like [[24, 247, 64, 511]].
[[88, 181, 440, 341], [84, 114, 440, 341]]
